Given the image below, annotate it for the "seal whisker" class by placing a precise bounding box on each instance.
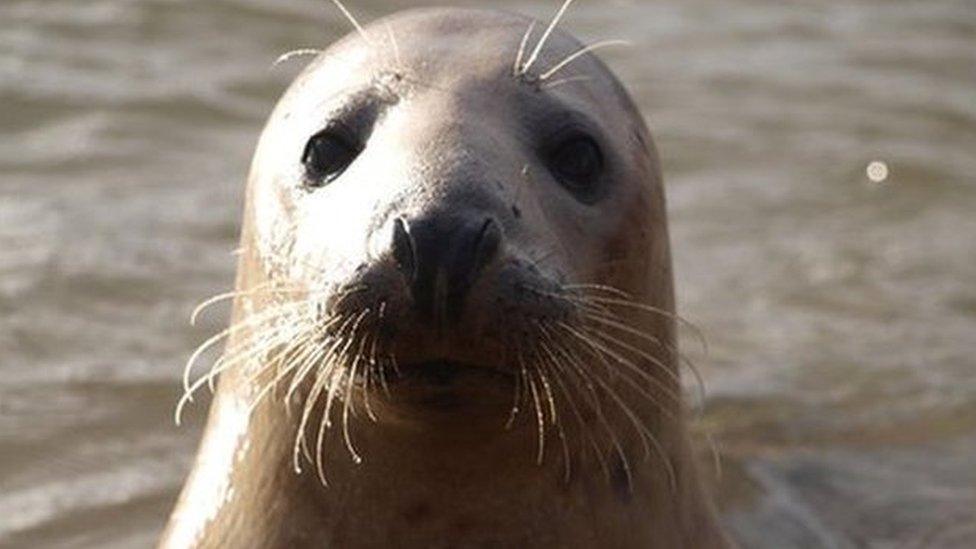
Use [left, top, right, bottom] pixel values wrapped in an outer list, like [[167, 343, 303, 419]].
[[282, 330, 335, 417], [663, 341, 709, 410], [536, 351, 581, 482], [520, 0, 576, 76], [505, 344, 524, 430], [272, 48, 323, 69], [704, 430, 723, 482], [200, 325, 293, 395], [190, 281, 275, 326], [539, 40, 631, 81], [388, 350, 402, 378], [571, 292, 708, 351], [246, 331, 321, 416], [553, 324, 678, 493], [182, 304, 289, 396], [581, 312, 704, 407], [214, 307, 323, 391], [524, 245, 562, 273], [539, 324, 614, 481], [581, 327, 684, 416], [269, 332, 328, 416], [542, 330, 612, 483], [338, 365, 360, 463], [294, 355, 340, 475], [534, 346, 572, 482], [258, 311, 343, 395], [573, 351, 669, 485], [556, 292, 710, 403], [577, 312, 681, 382], [327, 308, 370, 419], [192, 296, 307, 360], [561, 294, 617, 320], [320, 365, 360, 482], [538, 323, 602, 410], [312, 312, 363, 430], [345, 332, 370, 423], [604, 377, 676, 493], [176, 318, 300, 425], [540, 75, 593, 91], [284, 318, 350, 406], [536, 343, 560, 425], [554, 326, 655, 450], [301, 361, 340, 478], [513, 21, 537, 76], [384, 23, 402, 68], [518, 347, 547, 465], [558, 321, 679, 419], [311, 309, 368, 482], [317, 309, 370, 477], [245, 319, 316, 386], [547, 326, 634, 490], [177, 301, 310, 424], [208, 313, 300, 375], [561, 282, 633, 298], [360, 331, 380, 422], [342, 309, 371, 432], [328, 0, 373, 46], [556, 290, 708, 402], [527, 372, 547, 465], [315, 374, 342, 484], [293, 363, 332, 474], [373, 301, 392, 397], [293, 314, 358, 474]]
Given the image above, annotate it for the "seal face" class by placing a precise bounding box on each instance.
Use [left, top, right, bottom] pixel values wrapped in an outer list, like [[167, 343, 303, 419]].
[[243, 7, 663, 419], [165, 7, 725, 549]]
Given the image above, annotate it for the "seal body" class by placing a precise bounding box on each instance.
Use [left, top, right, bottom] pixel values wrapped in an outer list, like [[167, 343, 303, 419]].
[[161, 8, 725, 548]]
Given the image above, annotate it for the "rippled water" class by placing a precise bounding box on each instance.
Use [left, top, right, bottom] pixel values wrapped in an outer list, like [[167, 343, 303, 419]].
[[1, 0, 974, 546]]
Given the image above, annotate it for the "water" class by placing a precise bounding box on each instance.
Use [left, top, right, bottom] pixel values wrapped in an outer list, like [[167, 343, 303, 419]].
[[1, 0, 974, 546]]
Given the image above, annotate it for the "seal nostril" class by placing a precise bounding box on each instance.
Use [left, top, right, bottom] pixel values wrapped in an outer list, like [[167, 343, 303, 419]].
[[473, 218, 501, 274], [392, 217, 416, 282], [442, 217, 502, 322], [397, 213, 503, 324]]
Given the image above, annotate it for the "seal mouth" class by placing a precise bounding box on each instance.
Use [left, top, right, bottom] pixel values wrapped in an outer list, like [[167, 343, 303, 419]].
[[392, 359, 514, 386], [374, 359, 517, 413]]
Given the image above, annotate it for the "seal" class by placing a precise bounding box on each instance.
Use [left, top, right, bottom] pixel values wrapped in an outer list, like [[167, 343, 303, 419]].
[[161, 6, 726, 548]]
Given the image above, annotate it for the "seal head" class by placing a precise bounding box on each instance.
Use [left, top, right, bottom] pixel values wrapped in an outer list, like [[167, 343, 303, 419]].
[[163, 7, 725, 548], [243, 7, 667, 418]]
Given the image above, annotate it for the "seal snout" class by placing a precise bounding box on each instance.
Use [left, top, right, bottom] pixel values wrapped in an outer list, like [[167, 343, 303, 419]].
[[392, 214, 502, 324]]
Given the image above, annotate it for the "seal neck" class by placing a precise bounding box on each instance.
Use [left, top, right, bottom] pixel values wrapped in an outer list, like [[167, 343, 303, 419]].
[[162, 360, 724, 548]]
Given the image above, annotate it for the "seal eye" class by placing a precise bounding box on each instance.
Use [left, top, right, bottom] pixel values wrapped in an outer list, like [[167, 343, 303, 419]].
[[548, 136, 604, 200], [301, 128, 361, 187]]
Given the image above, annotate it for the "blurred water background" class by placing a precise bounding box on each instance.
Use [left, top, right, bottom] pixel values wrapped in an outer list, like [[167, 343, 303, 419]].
[[1, 0, 974, 546]]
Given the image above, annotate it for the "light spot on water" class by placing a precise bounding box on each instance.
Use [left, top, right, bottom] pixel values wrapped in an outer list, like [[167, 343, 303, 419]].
[[866, 161, 889, 184]]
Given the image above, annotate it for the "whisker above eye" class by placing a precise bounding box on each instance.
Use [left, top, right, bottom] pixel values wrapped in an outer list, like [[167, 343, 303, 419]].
[[518, 0, 576, 76], [272, 48, 323, 69], [539, 40, 631, 82]]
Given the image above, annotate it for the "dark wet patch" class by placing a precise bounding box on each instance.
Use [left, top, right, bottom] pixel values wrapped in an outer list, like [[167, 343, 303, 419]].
[[401, 501, 432, 522]]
